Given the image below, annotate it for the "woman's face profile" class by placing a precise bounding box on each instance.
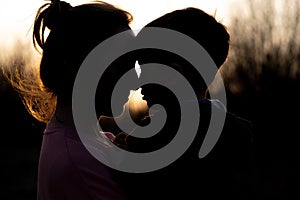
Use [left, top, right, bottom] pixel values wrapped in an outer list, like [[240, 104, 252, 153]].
[[95, 26, 136, 116]]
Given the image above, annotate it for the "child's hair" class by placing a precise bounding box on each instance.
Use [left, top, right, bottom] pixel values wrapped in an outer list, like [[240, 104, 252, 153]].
[[10, 0, 133, 123], [143, 7, 230, 68], [137, 7, 230, 98]]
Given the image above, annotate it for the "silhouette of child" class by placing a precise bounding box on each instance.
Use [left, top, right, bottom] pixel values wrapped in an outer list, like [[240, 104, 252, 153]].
[[115, 7, 254, 200]]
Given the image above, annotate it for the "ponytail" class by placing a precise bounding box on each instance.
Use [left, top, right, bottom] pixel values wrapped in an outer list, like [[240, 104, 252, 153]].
[[33, 0, 72, 50]]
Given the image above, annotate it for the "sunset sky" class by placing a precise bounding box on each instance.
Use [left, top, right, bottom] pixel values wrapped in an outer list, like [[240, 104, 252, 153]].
[[0, 0, 237, 48], [0, 0, 243, 112]]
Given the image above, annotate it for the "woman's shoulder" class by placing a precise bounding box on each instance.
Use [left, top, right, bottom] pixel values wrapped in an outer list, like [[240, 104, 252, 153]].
[[41, 124, 127, 199]]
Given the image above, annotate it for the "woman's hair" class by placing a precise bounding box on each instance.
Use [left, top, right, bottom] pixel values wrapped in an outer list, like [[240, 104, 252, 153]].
[[34, 0, 133, 95], [12, 0, 133, 123]]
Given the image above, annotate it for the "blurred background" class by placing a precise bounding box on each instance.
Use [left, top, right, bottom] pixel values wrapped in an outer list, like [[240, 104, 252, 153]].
[[1, 0, 300, 199]]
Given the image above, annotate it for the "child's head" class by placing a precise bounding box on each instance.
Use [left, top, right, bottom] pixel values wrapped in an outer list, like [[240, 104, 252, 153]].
[[141, 7, 230, 68], [137, 8, 230, 99]]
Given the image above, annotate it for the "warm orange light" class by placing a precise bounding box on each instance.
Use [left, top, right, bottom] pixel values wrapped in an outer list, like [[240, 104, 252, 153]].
[[128, 88, 148, 113]]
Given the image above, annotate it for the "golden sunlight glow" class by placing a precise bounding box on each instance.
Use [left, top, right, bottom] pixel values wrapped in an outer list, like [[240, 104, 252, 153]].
[[0, 0, 236, 112], [101, 0, 235, 30], [128, 88, 148, 113], [0, 0, 235, 46]]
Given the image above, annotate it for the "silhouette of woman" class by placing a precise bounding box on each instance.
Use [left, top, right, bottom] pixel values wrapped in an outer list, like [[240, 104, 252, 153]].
[[29, 0, 134, 199]]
